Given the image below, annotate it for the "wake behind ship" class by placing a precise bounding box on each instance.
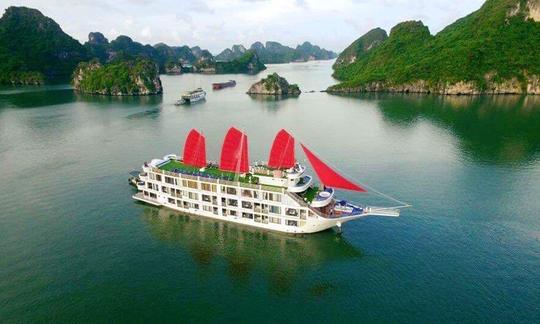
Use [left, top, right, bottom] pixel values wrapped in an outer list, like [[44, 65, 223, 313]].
[[132, 128, 405, 234]]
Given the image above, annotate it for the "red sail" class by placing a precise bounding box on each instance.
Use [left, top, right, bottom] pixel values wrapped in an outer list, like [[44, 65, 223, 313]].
[[268, 129, 295, 169], [183, 129, 207, 168], [300, 144, 366, 192], [220, 127, 249, 173]]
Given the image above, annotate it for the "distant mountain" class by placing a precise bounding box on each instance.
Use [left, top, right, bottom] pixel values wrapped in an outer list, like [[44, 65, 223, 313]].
[[215, 44, 247, 61], [330, 0, 540, 95], [293, 41, 337, 61], [0, 6, 88, 84], [0, 5, 327, 84], [217, 41, 337, 64], [215, 50, 266, 74]]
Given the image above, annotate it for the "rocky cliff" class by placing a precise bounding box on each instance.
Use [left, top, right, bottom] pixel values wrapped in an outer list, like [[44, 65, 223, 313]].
[[247, 73, 300, 95], [72, 59, 162, 96], [330, 0, 540, 95], [0, 6, 88, 84]]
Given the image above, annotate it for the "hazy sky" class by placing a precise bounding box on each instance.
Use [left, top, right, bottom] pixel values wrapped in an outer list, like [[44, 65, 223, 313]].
[[1, 0, 485, 53]]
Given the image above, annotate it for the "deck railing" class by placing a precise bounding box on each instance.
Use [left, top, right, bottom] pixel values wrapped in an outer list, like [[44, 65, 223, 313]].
[[286, 192, 324, 217]]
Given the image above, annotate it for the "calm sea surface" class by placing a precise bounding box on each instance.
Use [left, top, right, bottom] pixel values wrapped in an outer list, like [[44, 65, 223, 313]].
[[1, 61, 540, 323]]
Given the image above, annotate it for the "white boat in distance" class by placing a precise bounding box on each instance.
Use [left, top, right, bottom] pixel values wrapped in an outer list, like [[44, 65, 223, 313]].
[[175, 88, 206, 105], [132, 128, 406, 234]]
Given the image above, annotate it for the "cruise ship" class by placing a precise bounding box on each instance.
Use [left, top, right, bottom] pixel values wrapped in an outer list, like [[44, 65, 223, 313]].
[[175, 88, 206, 105], [132, 128, 404, 234]]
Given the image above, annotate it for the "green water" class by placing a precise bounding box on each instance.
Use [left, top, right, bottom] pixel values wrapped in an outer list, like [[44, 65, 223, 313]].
[[1, 61, 539, 322]]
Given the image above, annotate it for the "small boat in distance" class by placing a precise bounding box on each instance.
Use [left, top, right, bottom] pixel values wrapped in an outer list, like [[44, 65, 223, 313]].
[[212, 80, 236, 90], [175, 88, 206, 105]]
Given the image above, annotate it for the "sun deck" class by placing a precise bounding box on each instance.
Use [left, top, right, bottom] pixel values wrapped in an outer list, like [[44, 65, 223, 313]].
[[158, 159, 258, 184]]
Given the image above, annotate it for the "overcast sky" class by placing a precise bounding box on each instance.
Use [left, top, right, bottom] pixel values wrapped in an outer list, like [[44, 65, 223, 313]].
[[1, 0, 485, 54]]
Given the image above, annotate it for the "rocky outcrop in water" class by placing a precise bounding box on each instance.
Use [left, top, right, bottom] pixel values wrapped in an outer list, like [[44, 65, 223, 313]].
[[330, 0, 540, 95], [247, 73, 300, 95], [72, 59, 162, 96]]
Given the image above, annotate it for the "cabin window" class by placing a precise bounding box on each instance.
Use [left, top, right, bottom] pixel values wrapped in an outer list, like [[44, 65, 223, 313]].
[[242, 189, 253, 198], [202, 194, 211, 202], [227, 199, 238, 207], [226, 187, 237, 195], [269, 205, 281, 214], [264, 192, 281, 202], [165, 176, 174, 184], [300, 210, 307, 220], [176, 189, 182, 197], [222, 208, 227, 216], [147, 182, 152, 189], [161, 186, 168, 193], [201, 183, 216, 192], [230, 210, 237, 216], [150, 192, 157, 198], [156, 174, 162, 182], [213, 207, 219, 215], [203, 205, 212, 212], [143, 191, 148, 196], [242, 201, 253, 209], [242, 213, 254, 219], [269, 217, 281, 224], [285, 208, 298, 217], [286, 220, 298, 227], [176, 200, 182, 207], [253, 191, 260, 199], [149, 173, 155, 180], [212, 196, 218, 205], [168, 198, 175, 204], [262, 215, 269, 224], [254, 214, 262, 222], [187, 180, 198, 189], [188, 192, 198, 200]]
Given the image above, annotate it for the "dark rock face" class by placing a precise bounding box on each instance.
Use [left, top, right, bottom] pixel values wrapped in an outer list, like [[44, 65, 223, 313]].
[[0, 6, 89, 84], [247, 73, 300, 95], [88, 32, 108, 45]]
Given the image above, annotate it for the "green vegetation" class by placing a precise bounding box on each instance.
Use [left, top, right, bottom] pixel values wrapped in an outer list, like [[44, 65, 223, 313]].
[[0, 6, 88, 84], [73, 58, 162, 95], [332, 27, 387, 71], [215, 50, 266, 74], [248, 73, 301, 95], [159, 160, 260, 184], [330, 0, 540, 93]]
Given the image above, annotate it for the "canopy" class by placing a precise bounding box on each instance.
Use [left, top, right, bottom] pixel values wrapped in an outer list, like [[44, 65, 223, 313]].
[[268, 129, 295, 169], [220, 127, 249, 173], [183, 129, 206, 168], [300, 144, 366, 192]]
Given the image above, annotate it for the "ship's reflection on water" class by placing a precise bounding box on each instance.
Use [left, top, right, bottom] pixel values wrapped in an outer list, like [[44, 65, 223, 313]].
[[141, 206, 361, 295]]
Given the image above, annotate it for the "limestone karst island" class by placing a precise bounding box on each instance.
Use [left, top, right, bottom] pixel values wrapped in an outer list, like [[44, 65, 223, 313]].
[[1, 1, 540, 323]]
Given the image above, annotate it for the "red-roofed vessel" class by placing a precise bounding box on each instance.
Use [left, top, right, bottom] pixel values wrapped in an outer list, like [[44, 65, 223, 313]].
[[131, 128, 405, 233]]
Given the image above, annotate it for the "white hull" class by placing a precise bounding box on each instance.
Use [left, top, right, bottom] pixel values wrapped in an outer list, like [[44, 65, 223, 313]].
[[133, 193, 377, 234], [132, 158, 399, 234]]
